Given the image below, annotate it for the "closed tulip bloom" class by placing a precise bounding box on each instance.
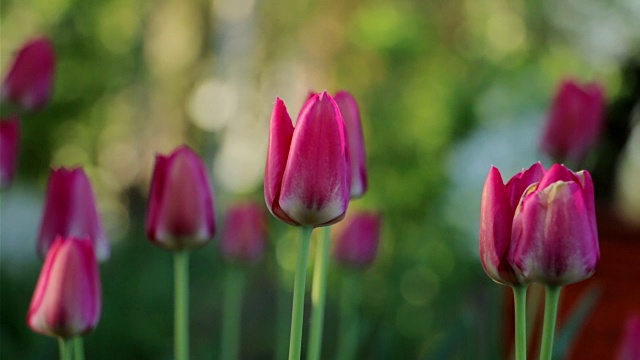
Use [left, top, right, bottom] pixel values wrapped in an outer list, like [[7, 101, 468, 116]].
[[219, 202, 267, 263], [479, 163, 545, 286], [616, 314, 640, 360], [146, 145, 216, 250], [38, 167, 110, 261], [1, 38, 55, 112], [264, 92, 350, 227], [540, 79, 606, 162], [509, 164, 599, 286], [0, 116, 20, 188], [334, 91, 367, 199], [27, 236, 101, 338], [333, 211, 381, 268]]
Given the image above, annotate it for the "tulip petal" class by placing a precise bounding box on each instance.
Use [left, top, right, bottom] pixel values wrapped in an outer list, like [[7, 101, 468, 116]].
[[0, 117, 20, 188], [333, 211, 381, 268], [505, 162, 545, 210], [335, 90, 367, 199]]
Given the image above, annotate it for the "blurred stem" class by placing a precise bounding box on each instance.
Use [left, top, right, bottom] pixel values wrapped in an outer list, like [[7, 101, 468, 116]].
[[73, 337, 84, 360], [336, 270, 361, 360], [174, 251, 190, 360], [306, 226, 332, 360], [539, 286, 562, 360], [220, 266, 246, 360], [276, 270, 291, 360], [58, 338, 71, 360], [288, 226, 313, 360], [512, 285, 528, 360]]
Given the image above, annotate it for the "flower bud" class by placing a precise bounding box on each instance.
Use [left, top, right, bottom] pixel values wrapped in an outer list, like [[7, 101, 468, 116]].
[[0, 116, 20, 188], [334, 91, 367, 199], [219, 202, 267, 264], [333, 211, 381, 269]]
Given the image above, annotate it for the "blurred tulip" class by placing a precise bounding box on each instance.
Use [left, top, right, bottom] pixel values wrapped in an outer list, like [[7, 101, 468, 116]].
[[219, 202, 267, 263], [479, 163, 545, 286], [616, 314, 640, 360], [0, 116, 20, 188], [509, 164, 599, 286], [27, 236, 101, 338], [264, 91, 350, 227], [334, 91, 367, 199], [146, 145, 216, 250], [1, 38, 55, 112], [38, 167, 110, 261], [333, 211, 381, 268], [540, 79, 606, 162]]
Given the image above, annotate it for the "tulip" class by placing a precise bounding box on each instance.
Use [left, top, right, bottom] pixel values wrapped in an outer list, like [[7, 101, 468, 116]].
[[0, 116, 20, 188], [540, 79, 606, 162], [334, 91, 368, 199], [219, 202, 267, 264], [333, 211, 381, 268], [616, 314, 640, 360], [264, 91, 350, 227], [27, 236, 101, 338], [38, 167, 110, 261], [146, 145, 216, 251], [1, 38, 55, 113]]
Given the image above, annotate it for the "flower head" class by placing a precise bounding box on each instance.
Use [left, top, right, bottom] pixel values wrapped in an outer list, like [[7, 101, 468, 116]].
[[333, 211, 381, 269], [0, 116, 20, 188], [334, 91, 367, 199], [219, 202, 268, 264]]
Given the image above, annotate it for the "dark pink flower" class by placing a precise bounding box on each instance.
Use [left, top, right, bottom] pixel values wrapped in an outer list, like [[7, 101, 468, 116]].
[[0, 116, 20, 188], [616, 314, 640, 360], [219, 202, 267, 263], [333, 211, 381, 269], [334, 91, 367, 199]]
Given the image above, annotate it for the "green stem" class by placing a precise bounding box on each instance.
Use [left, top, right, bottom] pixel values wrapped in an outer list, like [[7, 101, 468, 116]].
[[73, 337, 85, 360], [276, 270, 291, 360], [512, 285, 528, 360], [539, 286, 562, 360], [306, 226, 332, 360], [174, 251, 190, 360], [288, 227, 313, 360], [220, 266, 246, 360], [58, 338, 72, 360], [336, 270, 361, 360]]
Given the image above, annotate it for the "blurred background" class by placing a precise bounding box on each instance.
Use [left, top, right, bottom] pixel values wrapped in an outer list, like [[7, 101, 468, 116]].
[[1, 0, 639, 358]]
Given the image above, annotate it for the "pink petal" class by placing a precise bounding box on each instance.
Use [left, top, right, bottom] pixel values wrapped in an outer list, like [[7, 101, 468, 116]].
[[334, 90, 367, 199], [0, 117, 20, 188]]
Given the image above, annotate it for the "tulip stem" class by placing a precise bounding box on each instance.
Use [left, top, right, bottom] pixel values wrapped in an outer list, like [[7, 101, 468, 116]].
[[73, 337, 85, 360], [306, 226, 332, 360], [174, 250, 190, 360], [336, 270, 361, 360], [512, 285, 528, 360], [539, 286, 561, 360], [288, 226, 313, 360], [220, 265, 246, 360], [58, 338, 72, 360]]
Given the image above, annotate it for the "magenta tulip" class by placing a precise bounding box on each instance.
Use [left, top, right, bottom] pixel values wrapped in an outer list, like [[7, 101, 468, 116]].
[[219, 202, 267, 263], [38, 167, 110, 261], [540, 79, 606, 162], [479, 163, 546, 286], [264, 91, 350, 227], [1, 38, 55, 113], [509, 164, 599, 286], [27, 236, 101, 338], [616, 314, 640, 360], [146, 145, 216, 250], [0, 116, 20, 188], [333, 211, 381, 268], [334, 91, 368, 199]]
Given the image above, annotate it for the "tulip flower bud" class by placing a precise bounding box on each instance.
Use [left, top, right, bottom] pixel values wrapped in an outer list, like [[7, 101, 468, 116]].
[[0, 116, 20, 188], [146, 145, 216, 250], [1, 38, 55, 113], [334, 91, 368, 199], [264, 92, 350, 227], [540, 79, 606, 162], [219, 202, 267, 264], [509, 164, 600, 286], [27, 236, 101, 338], [333, 211, 381, 269], [616, 314, 640, 360], [38, 167, 110, 261]]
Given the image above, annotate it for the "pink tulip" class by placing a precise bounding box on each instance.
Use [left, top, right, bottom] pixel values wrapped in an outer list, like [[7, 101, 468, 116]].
[[27, 236, 101, 338], [219, 202, 267, 263], [540, 79, 606, 162], [333, 211, 381, 268], [0, 116, 20, 188], [38, 167, 110, 261], [509, 164, 599, 286], [616, 314, 640, 360], [146, 145, 216, 250], [1, 38, 55, 113], [479, 163, 545, 286], [334, 91, 368, 199], [264, 92, 350, 227]]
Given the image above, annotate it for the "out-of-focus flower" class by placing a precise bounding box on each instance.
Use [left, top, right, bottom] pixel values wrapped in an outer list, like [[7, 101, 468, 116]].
[[264, 92, 350, 227], [38, 167, 110, 261], [0, 116, 20, 188], [1, 38, 55, 113], [509, 164, 599, 286], [479, 163, 545, 286], [27, 236, 101, 338], [333, 211, 381, 269], [219, 202, 267, 264], [146, 145, 216, 251], [616, 314, 640, 360], [540, 79, 606, 162], [334, 91, 367, 199]]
